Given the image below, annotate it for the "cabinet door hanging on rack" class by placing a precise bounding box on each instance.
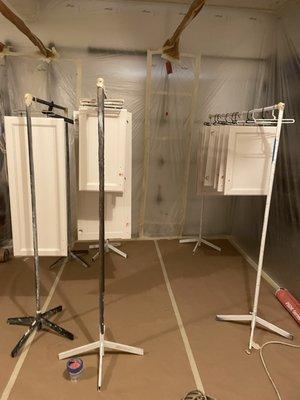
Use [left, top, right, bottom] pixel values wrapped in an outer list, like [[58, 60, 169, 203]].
[[199, 125, 276, 196], [79, 109, 127, 192], [5, 116, 68, 257], [77, 111, 132, 241]]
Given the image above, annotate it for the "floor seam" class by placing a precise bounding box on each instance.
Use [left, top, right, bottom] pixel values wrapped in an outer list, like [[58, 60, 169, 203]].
[[154, 239, 205, 394], [1, 261, 66, 400]]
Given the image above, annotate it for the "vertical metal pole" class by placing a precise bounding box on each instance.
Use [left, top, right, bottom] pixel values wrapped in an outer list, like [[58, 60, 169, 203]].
[[25, 94, 41, 314], [249, 103, 285, 349], [97, 79, 105, 336]]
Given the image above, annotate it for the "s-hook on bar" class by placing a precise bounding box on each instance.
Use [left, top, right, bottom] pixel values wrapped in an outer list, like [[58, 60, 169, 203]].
[[7, 93, 74, 358], [216, 102, 294, 350], [58, 78, 143, 391]]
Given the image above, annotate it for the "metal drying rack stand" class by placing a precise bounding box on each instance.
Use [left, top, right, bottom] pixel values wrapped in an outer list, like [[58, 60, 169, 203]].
[[7, 94, 75, 357]]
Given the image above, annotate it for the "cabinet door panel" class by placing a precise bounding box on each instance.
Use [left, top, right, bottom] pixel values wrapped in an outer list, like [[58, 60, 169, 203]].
[[77, 112, 132, 240], [79, 109, 127, 192], [5, 117, 68, 256], [224, 126, 276, 195]]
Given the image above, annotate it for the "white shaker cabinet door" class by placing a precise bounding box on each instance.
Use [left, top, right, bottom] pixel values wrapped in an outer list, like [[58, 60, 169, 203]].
[[5, 116, 68, 257], [224, 125, 276, 195], [204, 126, 220, 188], [77, 112, 132, 240], [79, 109, 127, 192]]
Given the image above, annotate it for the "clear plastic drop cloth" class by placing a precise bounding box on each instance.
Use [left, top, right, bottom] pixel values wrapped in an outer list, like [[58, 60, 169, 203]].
[[6, 56, 49, 114], [141, 55, 195, 236], [230, 3, 300, 295], [0, 2, 299, 295]]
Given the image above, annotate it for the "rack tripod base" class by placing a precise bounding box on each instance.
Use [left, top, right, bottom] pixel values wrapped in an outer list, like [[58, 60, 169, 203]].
[[49, 250, 89, 270], [7, 306, 74, 357], [216, 313, 293, 350], [91, 240, 128, 261], [59, 330, 143, 389], [179, 237, 221, 253]]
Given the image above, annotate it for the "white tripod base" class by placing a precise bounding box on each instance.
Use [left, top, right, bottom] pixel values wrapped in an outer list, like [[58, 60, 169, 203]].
[[179, 237, 221, 253], [90, 240, 128, 261], [58, 332, 144, 390], [216, 313, 293, 350]]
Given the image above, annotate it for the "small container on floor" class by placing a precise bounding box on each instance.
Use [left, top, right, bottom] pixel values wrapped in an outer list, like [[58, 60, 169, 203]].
[[66, 358, 84, 382]]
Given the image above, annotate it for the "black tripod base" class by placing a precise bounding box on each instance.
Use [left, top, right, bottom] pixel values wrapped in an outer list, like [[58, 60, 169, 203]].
[[49, 251, 89, 270], [7, 305, 74, 358]]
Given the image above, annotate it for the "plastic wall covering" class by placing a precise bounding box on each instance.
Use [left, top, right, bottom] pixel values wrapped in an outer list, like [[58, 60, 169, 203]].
[[0, 3, 298, 296], [230, 3, 300, 296]]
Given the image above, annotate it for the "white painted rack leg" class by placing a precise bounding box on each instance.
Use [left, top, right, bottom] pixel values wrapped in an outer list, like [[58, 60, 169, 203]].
[[91, 240, 128, 261], [216, 314, 293, 341], [58, 332, 144, 390], [107, 242, 127, 258], [179, 237, 221, 253]]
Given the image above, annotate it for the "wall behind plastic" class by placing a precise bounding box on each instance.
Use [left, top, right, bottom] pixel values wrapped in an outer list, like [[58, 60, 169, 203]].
[[230, 2, 300, 296], [0, 3, 292, 255]]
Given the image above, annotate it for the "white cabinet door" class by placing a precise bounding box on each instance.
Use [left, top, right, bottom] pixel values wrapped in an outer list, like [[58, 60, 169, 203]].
[[217, 126, 230, 192], [79, 109, 127, 192], [204, 126, 220, 187], [5, 116, 68, 256], [77, 112, 132, 240], [224, 125, 276, 195]]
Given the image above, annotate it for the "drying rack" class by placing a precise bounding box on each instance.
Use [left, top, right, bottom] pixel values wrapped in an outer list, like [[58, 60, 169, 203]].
[[7, 94, 75, 357], [205, 102, 295, 350], [58, 78, 143, 390]]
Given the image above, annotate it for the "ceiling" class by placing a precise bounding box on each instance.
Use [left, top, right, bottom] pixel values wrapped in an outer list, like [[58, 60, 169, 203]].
[[109, 0, 291, 10], [207, 0, 290, 10], [0, 0, 293, 25], [4, 0, 293, 12]]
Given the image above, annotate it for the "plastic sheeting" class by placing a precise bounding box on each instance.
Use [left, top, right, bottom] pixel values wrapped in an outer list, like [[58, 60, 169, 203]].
[[0, 2, 299, 295], [230, 4, 300, 296], [141, 54, 196, 236]]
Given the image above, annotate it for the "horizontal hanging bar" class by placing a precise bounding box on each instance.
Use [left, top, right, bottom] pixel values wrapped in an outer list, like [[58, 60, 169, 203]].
[[208, 102, 285, 122], [205, 102, 297, 126], [33, 97, 67, 113], [25, 94, 72, 124], [41, 111, 74, 125]]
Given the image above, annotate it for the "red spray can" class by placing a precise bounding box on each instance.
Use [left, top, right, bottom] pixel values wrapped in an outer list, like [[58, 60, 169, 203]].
[[275, 288, 300, 326]]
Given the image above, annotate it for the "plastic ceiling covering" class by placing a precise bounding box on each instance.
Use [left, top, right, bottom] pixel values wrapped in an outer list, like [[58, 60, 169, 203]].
[[0, 2, 299, 294]]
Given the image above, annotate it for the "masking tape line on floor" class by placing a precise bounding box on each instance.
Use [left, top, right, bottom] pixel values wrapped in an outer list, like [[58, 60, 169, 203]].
[[154, 240, 205, 394]]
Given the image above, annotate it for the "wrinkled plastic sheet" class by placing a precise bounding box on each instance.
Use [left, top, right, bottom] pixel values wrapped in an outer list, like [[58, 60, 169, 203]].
[[0, 2, 299, 295]]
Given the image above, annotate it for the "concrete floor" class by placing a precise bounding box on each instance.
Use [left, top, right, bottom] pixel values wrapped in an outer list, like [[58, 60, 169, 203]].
[[0, 239, 299, 399]]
